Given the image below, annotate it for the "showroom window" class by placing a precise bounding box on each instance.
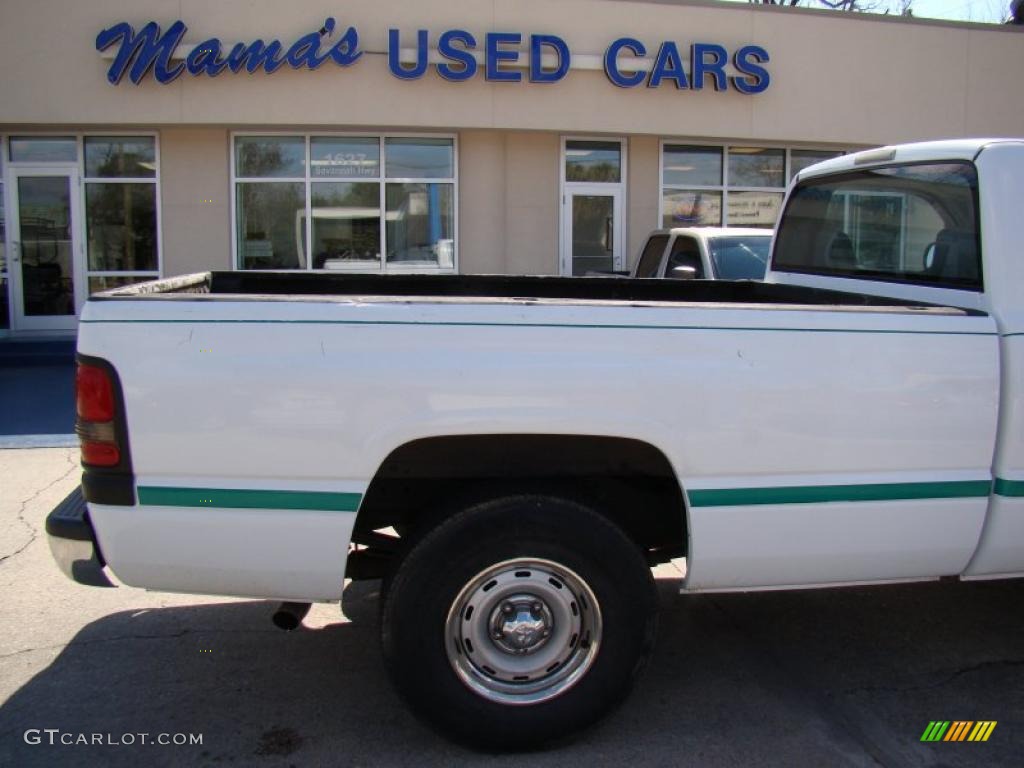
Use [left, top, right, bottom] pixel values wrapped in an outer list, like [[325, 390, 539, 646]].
[[83, 136, 161, 293], [0, 134, 160, 335], [232, 134, 457, 272], [660, 144, 841, 229]]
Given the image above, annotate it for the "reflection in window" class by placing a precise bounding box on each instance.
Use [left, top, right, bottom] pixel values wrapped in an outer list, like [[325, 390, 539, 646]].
[[85, 137, 156, 178], [726, 191, 783, 229], [386, 183, 454, 267], [774, 162, 980, 290], [385, 138, 454, 179], [234, 135, 457, 272], [728, 147, 785, 188], [10, 137, 77, 163], [83, 136, 161, 291], [311, 183, 381, 269], [663, 145, 722, 187], [236, 182, 306, 269], [570, 194, 615, 275], [661, 144, 846, 228], [662, 190, 722, 227], [565, 141, 621, 183], [18, 176, 74, 317], [707, 236, 772, 280], [86, 183, 158, 271], [236, 136, 306, 178]]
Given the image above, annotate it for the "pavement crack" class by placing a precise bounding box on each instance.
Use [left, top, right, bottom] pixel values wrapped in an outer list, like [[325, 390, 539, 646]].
[[843, 658, 1024, 695], [0, 450, 79, 567]]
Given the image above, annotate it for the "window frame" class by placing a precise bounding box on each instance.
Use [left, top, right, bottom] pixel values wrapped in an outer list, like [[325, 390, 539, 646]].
[[80, 133, 163, 289], [771, 160, 983, 293], [229, 131, 459, 274], [1, 131, 162, 328], [559, 135, 628, 276], [658, 140, 848, 229]]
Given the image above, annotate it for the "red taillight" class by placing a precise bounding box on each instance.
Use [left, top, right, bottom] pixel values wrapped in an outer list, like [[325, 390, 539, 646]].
[[77, 364, 115, 422], [76, 361, 121, 468], [80, 440, 120, 467]]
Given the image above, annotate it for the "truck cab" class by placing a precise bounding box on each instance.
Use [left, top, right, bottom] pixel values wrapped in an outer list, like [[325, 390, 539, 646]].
[[633, 227, 772, 280], [766, 138, 1024, 578]]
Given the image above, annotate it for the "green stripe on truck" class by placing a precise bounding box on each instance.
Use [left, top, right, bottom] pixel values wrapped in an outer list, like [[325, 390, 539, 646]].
[[137, 486, 362, 512], [137, 478, 1013, 511], [687, 480, 993, 508], [993, 478, 1024, 497]]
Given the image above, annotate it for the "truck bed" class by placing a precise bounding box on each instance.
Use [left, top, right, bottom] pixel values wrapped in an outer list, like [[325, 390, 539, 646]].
[[96, 271, 973, 315]]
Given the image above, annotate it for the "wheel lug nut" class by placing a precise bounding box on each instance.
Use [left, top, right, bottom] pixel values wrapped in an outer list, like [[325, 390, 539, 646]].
[[493, 631, 503, 640], [541, 629, 550, 637], [531, 602, 542, 613], [501, 603, 513, 614]]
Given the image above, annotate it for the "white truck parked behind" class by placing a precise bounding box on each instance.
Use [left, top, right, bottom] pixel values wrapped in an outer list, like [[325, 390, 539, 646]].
[[48, 139, 1024, 747], [632, 226, 772, 280]]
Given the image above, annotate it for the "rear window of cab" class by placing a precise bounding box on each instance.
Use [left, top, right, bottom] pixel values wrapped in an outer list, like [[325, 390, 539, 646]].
[[773, 162, 981, 292]]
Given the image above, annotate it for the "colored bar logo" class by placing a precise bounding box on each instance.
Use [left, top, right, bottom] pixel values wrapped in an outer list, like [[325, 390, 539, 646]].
[[921, 721, 997, 742]]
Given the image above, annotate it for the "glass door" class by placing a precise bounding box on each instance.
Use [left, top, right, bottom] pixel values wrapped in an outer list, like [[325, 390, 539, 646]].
[[562, 186, 623, 276], [8, 167, 82, 332]]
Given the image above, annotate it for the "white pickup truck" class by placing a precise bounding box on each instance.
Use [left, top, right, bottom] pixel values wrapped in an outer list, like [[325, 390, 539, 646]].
[[633, 226, 772, 280], [48, 139, 1023, 748]]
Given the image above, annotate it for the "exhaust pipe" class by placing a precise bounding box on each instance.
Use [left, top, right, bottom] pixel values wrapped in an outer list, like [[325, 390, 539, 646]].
[[272, 601, 311, 631]]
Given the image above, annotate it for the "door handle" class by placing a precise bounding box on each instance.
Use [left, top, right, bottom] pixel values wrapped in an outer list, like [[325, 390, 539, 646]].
[[10, 241, 19, 264]]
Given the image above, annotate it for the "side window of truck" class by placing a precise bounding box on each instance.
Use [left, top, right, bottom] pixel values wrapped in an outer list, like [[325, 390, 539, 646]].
[[635, 235, 669, 277], [773, 162, 981, 291], [666, 237, 705, 279]]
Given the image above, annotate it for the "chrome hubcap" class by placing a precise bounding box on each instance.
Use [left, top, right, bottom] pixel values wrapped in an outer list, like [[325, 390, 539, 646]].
[[489, 595, 554, 655], [445, 558, 602, 705]]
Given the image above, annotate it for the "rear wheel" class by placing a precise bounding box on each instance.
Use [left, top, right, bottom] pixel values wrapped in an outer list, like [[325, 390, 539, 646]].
[[380, 495, 658, 749]]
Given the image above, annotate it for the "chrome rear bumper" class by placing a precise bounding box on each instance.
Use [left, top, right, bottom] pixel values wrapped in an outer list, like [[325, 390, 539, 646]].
[[46, 486, 115, 588]]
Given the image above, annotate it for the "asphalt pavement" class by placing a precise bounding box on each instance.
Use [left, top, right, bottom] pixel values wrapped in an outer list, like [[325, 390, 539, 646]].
[[0, 447, 1021, 767], [0, 341, 76, 447]]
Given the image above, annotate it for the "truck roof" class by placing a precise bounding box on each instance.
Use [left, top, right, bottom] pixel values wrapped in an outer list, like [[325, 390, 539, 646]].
[[797, 138, 1024, 181], [647, 227, 773, 239]]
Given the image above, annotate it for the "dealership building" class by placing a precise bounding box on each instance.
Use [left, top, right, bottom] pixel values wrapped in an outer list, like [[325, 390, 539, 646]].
[[0, 0, 1021, 338]]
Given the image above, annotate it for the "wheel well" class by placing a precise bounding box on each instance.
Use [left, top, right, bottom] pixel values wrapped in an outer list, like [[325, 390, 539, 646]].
[[347, 435, 687, 580]]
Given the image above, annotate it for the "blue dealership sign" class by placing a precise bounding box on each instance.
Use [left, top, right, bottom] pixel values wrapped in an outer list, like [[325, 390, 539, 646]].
[[96, 19, 769, 94]]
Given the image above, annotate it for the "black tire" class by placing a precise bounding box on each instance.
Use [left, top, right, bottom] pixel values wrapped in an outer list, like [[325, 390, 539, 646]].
[[380, 494, 658, 749]]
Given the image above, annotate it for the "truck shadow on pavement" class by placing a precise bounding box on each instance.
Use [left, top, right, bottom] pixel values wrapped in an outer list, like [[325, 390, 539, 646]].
[[1, 577, 1022, 767]]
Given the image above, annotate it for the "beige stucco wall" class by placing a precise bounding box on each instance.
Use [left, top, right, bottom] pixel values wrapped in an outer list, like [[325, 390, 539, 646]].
[[160, 128, 232, 275], [2, 0, 1022, 285], [0, 0, 1021, 145], [627, 136, 660, 265], [459, 131, 561, 275]]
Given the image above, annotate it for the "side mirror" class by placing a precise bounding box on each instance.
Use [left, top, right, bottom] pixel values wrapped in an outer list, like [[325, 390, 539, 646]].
[[669, 265, 698, 280]]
